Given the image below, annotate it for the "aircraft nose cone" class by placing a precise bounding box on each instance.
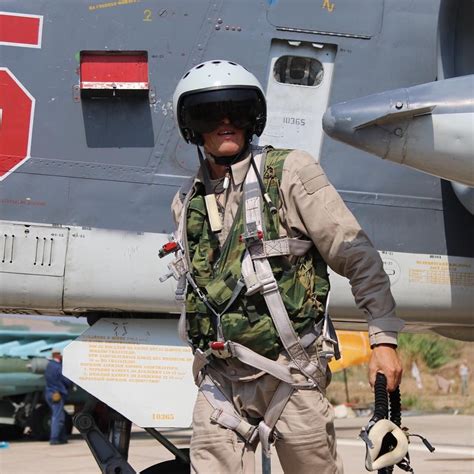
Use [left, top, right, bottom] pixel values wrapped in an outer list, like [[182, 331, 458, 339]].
[[322, 76, 474, 186], [322, 103, 357, 142], [321, 107, 337, 137], [322, 89, 409, 158]]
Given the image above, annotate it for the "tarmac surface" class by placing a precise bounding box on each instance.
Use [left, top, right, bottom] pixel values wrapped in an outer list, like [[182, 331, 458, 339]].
[[0, 414, 473, 473]]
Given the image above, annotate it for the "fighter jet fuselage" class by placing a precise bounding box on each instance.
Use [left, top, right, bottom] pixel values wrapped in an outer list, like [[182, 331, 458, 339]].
[[0, 0, 472, 341]]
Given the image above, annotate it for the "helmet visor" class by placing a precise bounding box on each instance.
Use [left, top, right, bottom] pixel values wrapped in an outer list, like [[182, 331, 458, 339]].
[[180, 88, 263, 135]]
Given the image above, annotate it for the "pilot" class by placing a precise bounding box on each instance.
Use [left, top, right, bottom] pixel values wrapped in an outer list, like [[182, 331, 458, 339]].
[[170, 60, 404, 473]]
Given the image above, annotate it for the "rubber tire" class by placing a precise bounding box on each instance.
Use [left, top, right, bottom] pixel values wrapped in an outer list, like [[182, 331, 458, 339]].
[[65, 412, 73, 435], [140, 449, 190, 474], [30, 404, 51, 441], [30, 405, 72, 441]]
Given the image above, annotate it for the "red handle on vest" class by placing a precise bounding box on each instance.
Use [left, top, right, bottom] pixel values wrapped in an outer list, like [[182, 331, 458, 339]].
[[159, 241, 178, 258], [210, 341, 226, 351]]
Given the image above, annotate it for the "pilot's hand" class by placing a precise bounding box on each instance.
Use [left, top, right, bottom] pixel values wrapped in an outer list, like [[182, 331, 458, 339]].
[[369, 344, 403, 392]]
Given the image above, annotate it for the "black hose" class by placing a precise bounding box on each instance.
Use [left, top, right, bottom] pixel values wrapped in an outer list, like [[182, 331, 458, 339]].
[[389, 387, 402, 427], [372, 373, 389, 423]]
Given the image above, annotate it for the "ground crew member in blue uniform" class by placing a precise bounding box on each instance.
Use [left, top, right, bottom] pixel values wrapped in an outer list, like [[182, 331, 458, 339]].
[[170, 60, 404, 473], [44, 349, 72, 445]]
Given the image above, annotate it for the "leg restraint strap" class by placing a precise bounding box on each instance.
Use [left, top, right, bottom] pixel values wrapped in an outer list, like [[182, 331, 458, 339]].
[[199, 375, 295, 455]]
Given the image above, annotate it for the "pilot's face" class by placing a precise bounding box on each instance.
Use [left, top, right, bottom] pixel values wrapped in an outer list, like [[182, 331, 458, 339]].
[[202, 117, 246, 157]]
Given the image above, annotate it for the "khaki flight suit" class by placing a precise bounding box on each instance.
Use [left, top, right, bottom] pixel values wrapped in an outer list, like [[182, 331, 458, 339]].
[[171, 149, 404, 473]]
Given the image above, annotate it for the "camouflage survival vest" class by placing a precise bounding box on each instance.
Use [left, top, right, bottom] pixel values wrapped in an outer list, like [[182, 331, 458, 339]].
[[184, 149, 330, 360]]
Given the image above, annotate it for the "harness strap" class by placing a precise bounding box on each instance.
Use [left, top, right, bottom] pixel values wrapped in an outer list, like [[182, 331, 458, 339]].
[[175, 178, 195, 266], [243, 152, 321, 385], [259, 381, 295, 457], [189, 288, 325, 454], [192, 349, 209, 384], [255, 262, 320, 382], [249, 238, 313, 259], [174, 181, 196, 347], [200, 375, 295, 455], [242, 249, 262, 296], [193, 342, 317, 388], [321, 301, 341, 360], [178, 302, 189, 346], [229, 342, 299, 386], [191, 314, 325, 387], [200, 376, 259, 444]]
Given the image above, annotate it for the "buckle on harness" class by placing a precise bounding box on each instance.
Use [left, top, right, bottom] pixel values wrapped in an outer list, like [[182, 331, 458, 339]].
[[260, 275, 279, 294], [175, 276, 187, 301], [244, 280, 264, 296], [240, 226, 264, 245], [320, 336, 338, 360], [159, 255, 187, 282], [320, 311, 341, 360], [208, 341, 233, 359]]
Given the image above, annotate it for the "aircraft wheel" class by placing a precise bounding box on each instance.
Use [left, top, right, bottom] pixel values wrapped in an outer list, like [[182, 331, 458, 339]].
[[30, 404, 51, 441], [140, 449, 190, 474], [65, 412, 73, 435]]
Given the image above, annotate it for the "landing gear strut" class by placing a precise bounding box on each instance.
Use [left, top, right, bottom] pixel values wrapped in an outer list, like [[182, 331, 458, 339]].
[[74, 411, 135, 474], [74, 409, 190, 474]]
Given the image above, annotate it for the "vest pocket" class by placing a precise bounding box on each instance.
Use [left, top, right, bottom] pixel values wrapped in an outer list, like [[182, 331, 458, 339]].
[[205, 270, 237, 307], [188, 313, 215, 338]]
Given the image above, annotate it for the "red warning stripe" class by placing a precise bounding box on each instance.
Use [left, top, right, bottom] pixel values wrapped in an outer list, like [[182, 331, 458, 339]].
[[0, 13, 42, 47]]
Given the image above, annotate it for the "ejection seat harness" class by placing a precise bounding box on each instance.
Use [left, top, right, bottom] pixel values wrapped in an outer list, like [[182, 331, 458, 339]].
[[360, 373, 435, 473], [160, 146, 340, 463]]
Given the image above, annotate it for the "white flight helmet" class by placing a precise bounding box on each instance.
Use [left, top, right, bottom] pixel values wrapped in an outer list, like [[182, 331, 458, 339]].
[[173, 60, 266, 145]]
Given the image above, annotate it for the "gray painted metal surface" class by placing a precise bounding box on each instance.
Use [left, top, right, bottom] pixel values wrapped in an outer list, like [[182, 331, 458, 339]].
[[0, 0, 456, 237], [0, 0, 472, 338], [322, 76, 474, 187]]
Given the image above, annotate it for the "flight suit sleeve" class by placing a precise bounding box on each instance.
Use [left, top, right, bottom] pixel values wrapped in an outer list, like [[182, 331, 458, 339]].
[[279, 150, 404, 346]]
